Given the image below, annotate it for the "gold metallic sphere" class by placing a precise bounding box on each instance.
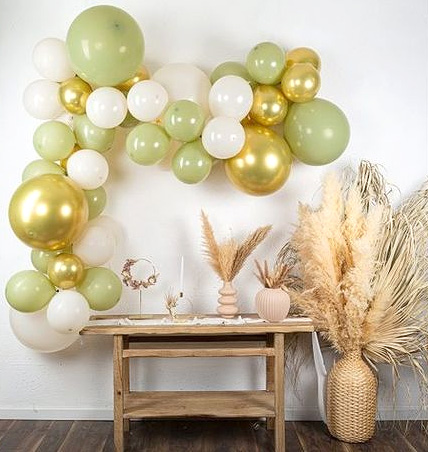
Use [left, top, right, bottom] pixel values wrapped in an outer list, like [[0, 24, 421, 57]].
[[225, 125, 292, 196], [9, 174, 88, 251], [115, 66, 150, 92], [250, 85, 289, 126], [59, 77, 92, 115], [281, 63, 320, 103], [285, 47, 321, 71], [47, 253, 85, 289]]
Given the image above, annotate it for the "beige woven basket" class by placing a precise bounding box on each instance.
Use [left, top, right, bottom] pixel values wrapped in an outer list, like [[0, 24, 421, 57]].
[[327, 350, 378, 443]]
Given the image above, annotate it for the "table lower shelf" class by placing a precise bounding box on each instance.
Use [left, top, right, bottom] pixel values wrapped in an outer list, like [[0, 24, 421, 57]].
[[124, 390, 275, 419]]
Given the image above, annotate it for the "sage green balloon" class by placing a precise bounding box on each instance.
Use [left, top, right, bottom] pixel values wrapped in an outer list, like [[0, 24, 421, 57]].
[[246, 42, 285, 85], [172, 139, 213, 184], [31, 247, 71, 274], [73, 114, 115, 153], [5, 270, 56, 312], [66, 5, 144, 86], [284, 98, 350, 166], [84, 187, 107, 220], [126, 123, 170, 165], [210, 61, 254, 86], [33, 121, 75, 161], [77, 267, 122, 311], [22, 159, 65, 181], [163, 100, 205, 142]]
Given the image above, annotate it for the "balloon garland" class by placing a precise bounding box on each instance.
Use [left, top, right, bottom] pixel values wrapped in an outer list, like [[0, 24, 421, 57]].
[[6, 4, 350, 352]]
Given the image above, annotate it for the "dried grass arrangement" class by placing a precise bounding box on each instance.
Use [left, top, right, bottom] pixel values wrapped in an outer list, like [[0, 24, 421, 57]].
[[201, 210, 271, 317], [292, 161, 428, 371], [290, 161, 428, 438], [201, 210, 272, 283]]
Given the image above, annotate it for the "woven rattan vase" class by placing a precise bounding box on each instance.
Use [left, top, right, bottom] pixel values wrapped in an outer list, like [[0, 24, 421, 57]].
[[327, 350, 377, 443]]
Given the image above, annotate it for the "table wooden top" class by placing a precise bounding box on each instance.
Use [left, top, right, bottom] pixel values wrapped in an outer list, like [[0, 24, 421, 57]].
[[80, 314, 314, 336]]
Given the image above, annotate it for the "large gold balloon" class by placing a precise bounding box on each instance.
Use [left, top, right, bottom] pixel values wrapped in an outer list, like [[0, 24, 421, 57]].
[[115, 66, 150, 92], [250, 85, 289, 126], [47, 253, 84, 289], [59, 77, 92, 115], [225, 125, 292, 196], [281, 63, 320, 103], [9, 174, 88, 251], [286, 47, 321, 71]]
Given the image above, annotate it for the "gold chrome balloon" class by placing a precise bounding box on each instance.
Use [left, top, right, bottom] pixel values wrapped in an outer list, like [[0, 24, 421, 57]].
[[9, 174, 88, 251], [225, 125, 292, 196], [281, 63, 320, 103], [285, 47, 321, 71], [59, 77, 92, 115], [250, 85, 289, 126], [115, 66, 150, 92], [47, 253, 84, 289]]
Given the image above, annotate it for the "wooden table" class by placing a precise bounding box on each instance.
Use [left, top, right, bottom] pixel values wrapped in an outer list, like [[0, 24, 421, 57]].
[[81, 314, 314, 452]]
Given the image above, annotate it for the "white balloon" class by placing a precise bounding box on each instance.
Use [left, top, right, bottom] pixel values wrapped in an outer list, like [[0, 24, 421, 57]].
[[47, 291, 90, 334], [33, 38, 75, 82], [86, 87, 127, 129], [66, 149, 109, 190], [23, 79, 64, 119], [209, 75, 253, 120], [202, 116, 245, 159], [127, 80, 168, 122], [9, 307, 78, 353], [73, 222, 115, 266], [152, 63, 211, 114], [90, 215, 123, 248]]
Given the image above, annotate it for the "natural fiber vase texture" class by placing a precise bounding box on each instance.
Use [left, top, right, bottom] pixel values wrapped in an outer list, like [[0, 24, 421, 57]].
[[327, 350, 378, 443]]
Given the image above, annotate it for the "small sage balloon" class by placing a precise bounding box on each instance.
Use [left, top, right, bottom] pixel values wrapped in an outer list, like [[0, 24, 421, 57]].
[[210, 61, 254, 86], [22, 159, 65, 181], [126, 123, 170, 165], [5, 270, 56, 312], [163, 100, 205, 142], [33, 121, 75, 161], [172, 139, 213, 184], [73, 114, 115, 153], [84, 186, 107, 220], [284, 98, 350, 166], [246, 42, 285, 85], [77, 267, 122, 311]]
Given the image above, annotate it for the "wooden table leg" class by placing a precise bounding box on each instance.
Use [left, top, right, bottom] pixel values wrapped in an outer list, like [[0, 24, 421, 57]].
[[266, 333, 275, 430], [113, 335, 124, 452], [123, 336, 130, 433], [274, 333, 285, 451]]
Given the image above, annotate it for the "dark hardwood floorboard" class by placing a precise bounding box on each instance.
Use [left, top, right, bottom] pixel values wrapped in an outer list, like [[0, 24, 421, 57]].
[[35, 420, 74, 452], [0, 420, 52, 452], [57, 421, 112, 452], [0, 419, 426, 451], [293, 421, 349, 452]]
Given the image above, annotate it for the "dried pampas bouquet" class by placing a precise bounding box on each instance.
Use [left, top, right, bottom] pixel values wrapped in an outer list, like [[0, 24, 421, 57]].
[[201, 210, 271, 318], [291, 161, 428, 441]]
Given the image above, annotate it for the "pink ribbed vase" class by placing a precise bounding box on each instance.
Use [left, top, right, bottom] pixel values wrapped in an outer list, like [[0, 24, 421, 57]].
[[255, 288, 290, 322]]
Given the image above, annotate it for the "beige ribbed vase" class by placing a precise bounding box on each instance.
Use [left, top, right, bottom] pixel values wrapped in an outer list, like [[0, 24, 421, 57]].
[[327, 350, 378, 443], [217, 281, 238, 318], [255, 288, 290, 322]]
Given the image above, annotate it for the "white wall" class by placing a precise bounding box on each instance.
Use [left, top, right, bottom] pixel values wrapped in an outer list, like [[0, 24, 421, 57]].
[[0, 0, 427, 420]]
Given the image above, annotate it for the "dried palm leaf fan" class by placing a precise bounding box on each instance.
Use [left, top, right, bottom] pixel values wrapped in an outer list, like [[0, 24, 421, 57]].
[[291, 161, 428, 443]]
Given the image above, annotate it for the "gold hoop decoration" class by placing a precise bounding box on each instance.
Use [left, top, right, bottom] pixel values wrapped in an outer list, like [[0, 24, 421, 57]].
[[121, 258, 159, 290]]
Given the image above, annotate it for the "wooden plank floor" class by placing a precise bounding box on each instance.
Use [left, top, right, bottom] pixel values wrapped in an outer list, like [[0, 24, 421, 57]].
[[0, 420, 426, 451]]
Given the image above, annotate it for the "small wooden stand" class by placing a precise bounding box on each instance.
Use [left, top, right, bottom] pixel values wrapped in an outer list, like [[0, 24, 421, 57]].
[[81, 314, 314, 452]]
